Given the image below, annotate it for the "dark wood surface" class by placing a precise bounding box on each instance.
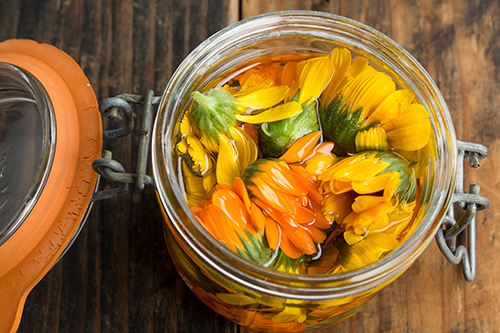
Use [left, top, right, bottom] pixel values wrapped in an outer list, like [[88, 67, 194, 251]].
[[1, 0, 499, 332]]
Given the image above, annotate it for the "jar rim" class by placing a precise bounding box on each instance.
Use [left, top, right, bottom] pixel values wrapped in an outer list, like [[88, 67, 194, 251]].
[[152, 10, 457, 300]]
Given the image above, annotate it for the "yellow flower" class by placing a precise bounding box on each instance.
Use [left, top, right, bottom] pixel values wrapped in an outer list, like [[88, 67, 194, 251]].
[[319, 48, 431, 155], [319, 151, 417, 236]]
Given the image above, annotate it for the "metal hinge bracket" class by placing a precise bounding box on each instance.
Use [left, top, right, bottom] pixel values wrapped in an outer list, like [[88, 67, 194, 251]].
[[436, 140, 490, 282], [91, 90, 161, 202]]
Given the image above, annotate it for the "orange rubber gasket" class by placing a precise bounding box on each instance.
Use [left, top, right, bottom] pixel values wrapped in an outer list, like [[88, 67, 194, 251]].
[[0, 39, 102, 333]]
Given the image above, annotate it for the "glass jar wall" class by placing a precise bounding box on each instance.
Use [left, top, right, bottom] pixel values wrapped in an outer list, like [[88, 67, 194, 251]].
[[152, 11, 457, 331]]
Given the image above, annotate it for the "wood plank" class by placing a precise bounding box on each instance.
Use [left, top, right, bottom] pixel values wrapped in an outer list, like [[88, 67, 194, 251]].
[[0, 0, 498, 332]]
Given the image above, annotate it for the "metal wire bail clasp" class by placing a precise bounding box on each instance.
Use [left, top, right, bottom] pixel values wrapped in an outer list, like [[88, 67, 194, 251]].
[[91, 90, 161, 202], [436, 141, 490, 282]]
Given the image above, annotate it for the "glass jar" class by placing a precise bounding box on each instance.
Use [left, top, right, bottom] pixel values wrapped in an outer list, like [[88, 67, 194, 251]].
[[152, 11, 458, 331]]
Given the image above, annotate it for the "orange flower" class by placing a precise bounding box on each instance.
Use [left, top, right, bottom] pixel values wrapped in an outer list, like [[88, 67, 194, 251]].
[[192, 183, 272, 264], [242, 159, 331, 259]]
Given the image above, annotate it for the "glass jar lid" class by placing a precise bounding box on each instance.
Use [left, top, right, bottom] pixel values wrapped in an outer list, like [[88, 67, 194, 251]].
[[0, 63, 55, 246], [0, 39, 102, 333]]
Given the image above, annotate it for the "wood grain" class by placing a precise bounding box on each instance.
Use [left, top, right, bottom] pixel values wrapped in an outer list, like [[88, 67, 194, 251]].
[[0, 0, 498, 332]]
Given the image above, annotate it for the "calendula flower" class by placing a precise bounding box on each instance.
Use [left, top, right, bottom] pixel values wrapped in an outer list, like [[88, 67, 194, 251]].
[[192, 184, 272, 265], [242, 159, 331, 260], [191, 89, 240, 143], [188, 89, 259, 186], [320, 151, 417, 236], [319, 48, 431, 155]]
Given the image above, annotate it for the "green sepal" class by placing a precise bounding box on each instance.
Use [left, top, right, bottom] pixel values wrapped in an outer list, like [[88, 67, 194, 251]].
[[319, 94, 372, 156], [373, 151, 417, 203], [191, 89, 239, 143], [257, 98, 319, 157], [268, 250, 306, 273], [232, 229, 272, 265], [267, 244, 322, 274]]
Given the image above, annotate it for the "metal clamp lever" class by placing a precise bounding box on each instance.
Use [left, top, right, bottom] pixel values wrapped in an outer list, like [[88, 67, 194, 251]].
[[436, 141, 490, 282], [91, 90, 161, 202]]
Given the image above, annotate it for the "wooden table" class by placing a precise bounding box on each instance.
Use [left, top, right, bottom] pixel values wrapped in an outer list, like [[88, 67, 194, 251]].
[[1, 0, 498, 332]]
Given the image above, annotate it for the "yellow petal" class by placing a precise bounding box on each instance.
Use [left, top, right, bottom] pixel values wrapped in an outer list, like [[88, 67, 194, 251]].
[[229, 126, 258, 174], [200, 134, 219, 154], [355, 126, 389, 152], [234, 101, 302, 124], [384, 104, 431, 151], [322, 192, 356, 223], [332, 157, 389, 182], [305, 154, 335, 176], [365, 89, 415, 125], [351, 171, 394, 194], [347, 56, 369, 78], [336, 56, 370, 93], [342, 66, 396, 119], [202, 172, 216, 194], [237, 85, 289, 109], [216, 134, 241, 186], [331, 179, 353, 194], [272, 306, 307, 323], [180, 113, 192, 136], [181, 159, 208, 206], [185, 134, 213, 174], [383, 171, 402, 202], [363, 232, 399, 252], [344, 230, 364, 245], [352, 195, 385, 213], [298, 56, 334, 104], [322, 48, 352, 105]]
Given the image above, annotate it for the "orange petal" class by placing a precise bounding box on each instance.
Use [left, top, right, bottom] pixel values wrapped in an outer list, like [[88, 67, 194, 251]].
[[280, 131, 322, 163], [279, 231, 304, 259], [265, 218, 281, 251], [300, 225, 327, 244], [233, 177, 252, 211], [250, 204, 267, 232], [285, 228, 317, 255]]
